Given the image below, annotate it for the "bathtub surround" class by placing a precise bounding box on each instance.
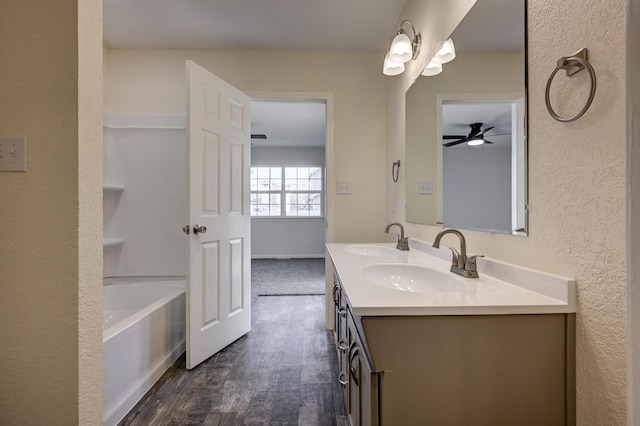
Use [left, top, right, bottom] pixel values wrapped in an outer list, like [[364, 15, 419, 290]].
[[103, 113, 187, 278], [120, 295, 345, 425]]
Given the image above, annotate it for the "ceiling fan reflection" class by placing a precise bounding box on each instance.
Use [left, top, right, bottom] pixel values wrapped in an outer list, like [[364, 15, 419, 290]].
[[443, 122, 510, 147]]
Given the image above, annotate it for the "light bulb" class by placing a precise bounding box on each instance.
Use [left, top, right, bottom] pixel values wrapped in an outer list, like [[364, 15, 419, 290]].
[[467, 138, 485, 146], [421, 60, 442, 76], [383, 51, 405, 76], [432, 38, 456, 64], [389, 32, 413, 63]]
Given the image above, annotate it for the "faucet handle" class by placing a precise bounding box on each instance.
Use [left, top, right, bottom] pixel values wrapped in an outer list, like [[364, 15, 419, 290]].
[[448, 247, 460, 268], [465, 255, 485, 272], [396, 235, 410, 251]]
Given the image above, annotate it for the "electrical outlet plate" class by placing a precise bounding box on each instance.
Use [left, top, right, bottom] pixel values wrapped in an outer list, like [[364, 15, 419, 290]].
[[0, 136, 27, 172]]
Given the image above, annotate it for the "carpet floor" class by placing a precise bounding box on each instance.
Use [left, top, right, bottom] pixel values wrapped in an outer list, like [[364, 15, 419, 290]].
[[252, 258, 326, 299]]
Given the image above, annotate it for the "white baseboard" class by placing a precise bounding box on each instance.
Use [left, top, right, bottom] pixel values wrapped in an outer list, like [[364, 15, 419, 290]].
[[251, 254, 326, 260]]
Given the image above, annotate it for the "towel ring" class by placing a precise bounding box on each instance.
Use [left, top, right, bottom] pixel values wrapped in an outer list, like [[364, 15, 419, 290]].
[[545, 48, 596, 123], [392, 160, 400, 183]]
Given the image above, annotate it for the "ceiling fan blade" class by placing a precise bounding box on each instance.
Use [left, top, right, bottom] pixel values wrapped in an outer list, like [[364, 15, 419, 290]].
[[483, 139, 495, 144], [478, 126, 494, 136], [251, 134, 267, 139], [443, 139, 466, 147], [443, 135, 466, 139]]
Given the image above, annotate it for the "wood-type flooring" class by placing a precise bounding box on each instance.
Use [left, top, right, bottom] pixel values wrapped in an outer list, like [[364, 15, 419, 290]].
[[119, 295, 347, 425]]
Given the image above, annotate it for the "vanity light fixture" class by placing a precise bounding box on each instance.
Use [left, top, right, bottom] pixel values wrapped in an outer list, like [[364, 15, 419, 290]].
[[421, 60, 442, 76], [421, 38, 455, 77], [383, 20, 421, 76], [432, 38, 456, 64]]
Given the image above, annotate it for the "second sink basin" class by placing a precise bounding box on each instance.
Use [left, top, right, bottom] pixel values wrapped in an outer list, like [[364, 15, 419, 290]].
[[363, 263, 465, 293], [343, 245, 398, 257]]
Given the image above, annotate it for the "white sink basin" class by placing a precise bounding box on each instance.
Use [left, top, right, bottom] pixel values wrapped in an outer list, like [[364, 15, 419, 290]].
[[343, 245, 398, 257], [363, 263, 465, 293]]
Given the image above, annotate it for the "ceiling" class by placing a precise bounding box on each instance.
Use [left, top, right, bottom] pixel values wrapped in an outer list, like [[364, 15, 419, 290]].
[[103, 0, 406, 51], [103, 0, 524, 149], [251, 101, 326, 148]]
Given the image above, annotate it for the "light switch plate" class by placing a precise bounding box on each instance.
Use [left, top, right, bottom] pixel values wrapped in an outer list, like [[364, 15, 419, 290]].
[[0, 136, 27, 172], [337, 180, 351, 195]]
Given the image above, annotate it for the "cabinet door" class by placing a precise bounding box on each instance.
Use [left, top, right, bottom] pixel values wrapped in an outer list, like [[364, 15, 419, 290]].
[[347, 313, 379, 426]]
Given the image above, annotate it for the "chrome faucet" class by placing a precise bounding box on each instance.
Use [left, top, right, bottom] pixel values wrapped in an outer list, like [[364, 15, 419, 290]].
[[385, 222, 410, 251], [432, 228, 483, 278]]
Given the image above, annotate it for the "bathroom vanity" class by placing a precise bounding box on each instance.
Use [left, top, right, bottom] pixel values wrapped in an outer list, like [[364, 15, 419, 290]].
[[326, 241, 576, 426]]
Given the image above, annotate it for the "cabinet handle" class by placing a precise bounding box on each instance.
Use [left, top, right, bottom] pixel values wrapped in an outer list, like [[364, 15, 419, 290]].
[[338, 340, 348, 352], [338, 372, 348, 387], [332, 285, 339, 305], [338, 308, 347, 318], [349, 346, 360, 386]]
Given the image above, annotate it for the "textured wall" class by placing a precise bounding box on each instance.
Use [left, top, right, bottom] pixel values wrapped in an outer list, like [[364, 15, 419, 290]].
[[0, 1, 102, 424], [388, 0, 627, 423], [78, 0, 104, 423]]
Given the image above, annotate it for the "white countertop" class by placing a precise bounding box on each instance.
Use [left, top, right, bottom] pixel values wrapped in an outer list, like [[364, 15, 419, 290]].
[[326, 240, 576, 316]]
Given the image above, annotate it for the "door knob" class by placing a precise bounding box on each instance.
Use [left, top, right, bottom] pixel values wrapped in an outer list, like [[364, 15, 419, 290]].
[[193, 224, 207, 235], [182, 225, 190, 235]]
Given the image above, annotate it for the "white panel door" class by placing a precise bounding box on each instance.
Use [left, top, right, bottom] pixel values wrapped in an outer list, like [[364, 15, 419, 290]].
[[186, 60, 251, 370]]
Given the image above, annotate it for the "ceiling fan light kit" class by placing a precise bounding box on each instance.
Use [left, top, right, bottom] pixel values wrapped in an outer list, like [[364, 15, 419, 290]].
[[443, 122, 500, 147]]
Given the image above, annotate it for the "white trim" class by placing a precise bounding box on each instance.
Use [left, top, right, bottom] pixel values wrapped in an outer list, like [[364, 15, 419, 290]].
[[251, 254, 326, 260], [103, 112, 186, 129], [627, 0, 640, 423]]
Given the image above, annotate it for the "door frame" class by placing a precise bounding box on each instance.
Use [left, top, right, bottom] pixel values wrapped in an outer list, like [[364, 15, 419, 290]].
[[247, 91, 335, 327], [627, 0, 640, 423]]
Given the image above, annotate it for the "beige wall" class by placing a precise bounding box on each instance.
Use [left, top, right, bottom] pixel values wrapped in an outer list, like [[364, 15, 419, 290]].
[[105, 49, 388, 244], [0, 1, 103, 425], [388, 0, 627, 423]]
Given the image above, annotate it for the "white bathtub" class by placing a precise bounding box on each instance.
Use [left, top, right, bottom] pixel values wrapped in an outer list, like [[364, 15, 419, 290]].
[[103, 278, 186, 426]]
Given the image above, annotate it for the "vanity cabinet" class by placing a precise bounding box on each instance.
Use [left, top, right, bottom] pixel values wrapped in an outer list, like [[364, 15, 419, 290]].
[[333, 276, 380, 426], [332, 270, 575, 426]]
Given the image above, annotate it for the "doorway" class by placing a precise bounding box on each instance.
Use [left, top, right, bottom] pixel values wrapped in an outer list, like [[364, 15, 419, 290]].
[[249, 98, 331, 299]]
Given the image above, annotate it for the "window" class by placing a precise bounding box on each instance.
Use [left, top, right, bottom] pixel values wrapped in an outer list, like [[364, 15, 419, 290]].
[[250, 166, 323, 217]]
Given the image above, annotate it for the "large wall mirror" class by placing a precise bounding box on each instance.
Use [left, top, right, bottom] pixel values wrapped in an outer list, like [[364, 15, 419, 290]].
[[405, 0, 527, 235]]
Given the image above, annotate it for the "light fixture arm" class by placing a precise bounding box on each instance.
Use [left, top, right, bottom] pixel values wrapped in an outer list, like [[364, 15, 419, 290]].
[[397, 20, 421, 60]]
